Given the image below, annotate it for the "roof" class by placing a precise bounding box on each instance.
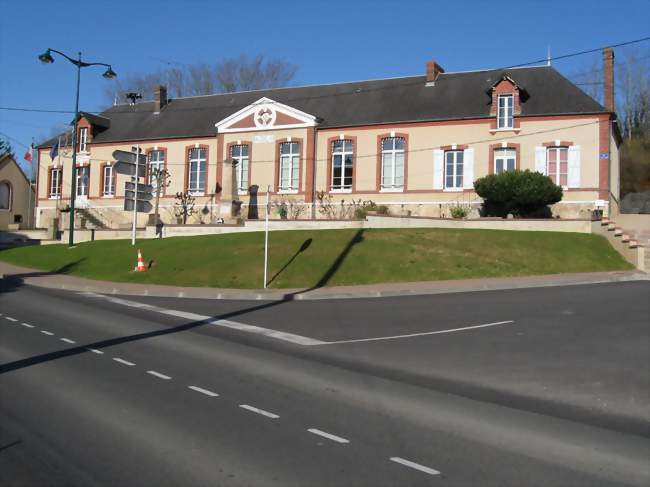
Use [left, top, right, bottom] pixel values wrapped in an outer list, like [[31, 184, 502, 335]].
[[0, 152, 33, 187], [38, 66, 607, 148]]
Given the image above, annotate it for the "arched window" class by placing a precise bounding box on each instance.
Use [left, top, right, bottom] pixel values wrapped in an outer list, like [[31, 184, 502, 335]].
[[0, 181, 11, 210]]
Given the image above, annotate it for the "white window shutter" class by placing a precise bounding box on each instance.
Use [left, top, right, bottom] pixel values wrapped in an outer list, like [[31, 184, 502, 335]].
[[567, 145, 581, 188], [535, 146, 547, 174], [463, 148, 474, 189], [433, 149, 444, 189]]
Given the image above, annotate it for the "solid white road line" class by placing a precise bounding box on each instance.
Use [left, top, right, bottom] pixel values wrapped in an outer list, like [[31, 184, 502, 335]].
[[389, 457, 440, 476], [87, 348, 104, 354], [113, 357, 135, 366], [40, 330, 54, 336], [21, 323, 35, 328], [321, 320, 515, 345], [147, 370, 171, 380], [239, 404, 280, 419], [307, 428, 350, 444], [60, 338, 76, 344], [81, 294, 326, 346], [5, 316, 18, 322], [188, 386, 219, 397]]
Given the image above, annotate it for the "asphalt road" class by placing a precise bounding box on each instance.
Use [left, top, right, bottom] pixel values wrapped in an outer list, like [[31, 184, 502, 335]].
[[1, 281, 648, 486]]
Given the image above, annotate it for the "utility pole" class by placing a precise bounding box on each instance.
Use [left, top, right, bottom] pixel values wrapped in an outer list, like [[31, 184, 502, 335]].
[[263, 185, 270, 289], [131, 145, 140, 246]]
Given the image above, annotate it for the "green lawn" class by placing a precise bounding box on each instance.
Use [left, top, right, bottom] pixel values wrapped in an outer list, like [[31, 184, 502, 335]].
[[0, 228, 632, 289]]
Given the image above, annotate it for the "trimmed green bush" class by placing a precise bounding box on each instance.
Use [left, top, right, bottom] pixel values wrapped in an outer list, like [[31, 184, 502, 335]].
[[450, 204, 469, 219], [474, 170, 563, 218]]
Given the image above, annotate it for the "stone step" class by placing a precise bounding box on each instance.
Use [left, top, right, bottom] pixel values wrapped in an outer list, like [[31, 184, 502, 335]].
[[614, 227, 623, 236], [601, 219, 611, 226], [621, 234, 630, 243], [607, 223, 616, 231]]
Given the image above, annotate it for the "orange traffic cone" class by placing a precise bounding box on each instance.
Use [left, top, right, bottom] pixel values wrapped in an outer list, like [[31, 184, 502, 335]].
[[135, 249, 147, 272]]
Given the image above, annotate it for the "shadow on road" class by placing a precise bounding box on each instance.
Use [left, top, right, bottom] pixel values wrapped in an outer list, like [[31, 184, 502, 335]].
[[0, 259, 86, 295]]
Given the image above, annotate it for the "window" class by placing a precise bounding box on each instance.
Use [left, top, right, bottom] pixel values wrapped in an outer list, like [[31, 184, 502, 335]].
[[102, 165, 115, 196], [494, 148, 516, 174], [148, 150, 165, 195], [188, 147, 207, 194], [547, 147, 568, 186], [78, 127, 88, 152], [231, 144, 249, 192], [279, 142, 300, 191], [381, 137, 404, 189], [331, 140, 354, 190], [497, 94, 514, 129], [0, 182, 10, 210], [49, 168, 62, 198], [76, 166, 89, 197], [445, 150, 464, 189]]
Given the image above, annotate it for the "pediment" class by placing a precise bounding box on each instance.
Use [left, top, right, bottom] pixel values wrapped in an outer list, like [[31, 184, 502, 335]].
[[215, 97, 317, 133]]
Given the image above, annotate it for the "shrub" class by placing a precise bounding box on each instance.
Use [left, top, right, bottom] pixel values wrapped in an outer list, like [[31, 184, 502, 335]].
[[376, 205, 390, 215], [449, 204, 469, 219], [474, 170, 563, 218]]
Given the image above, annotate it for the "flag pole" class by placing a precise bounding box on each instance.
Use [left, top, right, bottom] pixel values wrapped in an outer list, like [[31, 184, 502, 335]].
[[263, 185, 270, 289], [27, 140, 34, 228]]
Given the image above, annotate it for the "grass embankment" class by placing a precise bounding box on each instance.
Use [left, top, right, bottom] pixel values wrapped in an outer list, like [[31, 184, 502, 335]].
[[0, 228, 632, 288]]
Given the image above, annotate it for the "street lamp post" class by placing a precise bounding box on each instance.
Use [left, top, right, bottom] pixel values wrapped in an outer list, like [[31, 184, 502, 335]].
[[38, 48, 116, 247]]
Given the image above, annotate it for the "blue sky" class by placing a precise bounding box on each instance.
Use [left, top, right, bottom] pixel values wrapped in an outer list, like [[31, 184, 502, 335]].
[[1, 0, 649, 170]]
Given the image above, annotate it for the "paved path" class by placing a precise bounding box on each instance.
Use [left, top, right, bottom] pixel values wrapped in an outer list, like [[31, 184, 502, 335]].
[[0, 260, 647, 300]]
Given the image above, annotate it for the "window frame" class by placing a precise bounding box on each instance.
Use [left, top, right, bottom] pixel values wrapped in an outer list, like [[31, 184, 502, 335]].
[[497, 94, 514, 129], [444, 150, 464, 190], [102, 164, 116, 197], [49, 167, 62, 198], [278, 141, 300, 193], [78, 127, 88, 152], [231, 144, 250, 194], [546, 146, 569, 187], [380, 136, 405, 191], [331, 139, 354, 192], [148, 149, 166, 196], [494, 148, 517, 175], [187, 147, 207, 195], [76, 165, 90, 197], [0, 181, 11, 211]]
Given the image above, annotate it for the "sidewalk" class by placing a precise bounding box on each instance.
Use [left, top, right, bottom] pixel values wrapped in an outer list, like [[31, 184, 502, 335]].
[[1, 261, 647, 300]]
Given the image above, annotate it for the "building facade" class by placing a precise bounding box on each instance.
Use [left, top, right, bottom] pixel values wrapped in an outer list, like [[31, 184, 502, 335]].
[[0, 153, 34, 230], [36, 51, 621, 228]]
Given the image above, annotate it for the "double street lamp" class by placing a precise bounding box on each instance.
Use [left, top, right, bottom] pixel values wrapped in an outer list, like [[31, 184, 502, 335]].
[[38, 48, 117, 247]]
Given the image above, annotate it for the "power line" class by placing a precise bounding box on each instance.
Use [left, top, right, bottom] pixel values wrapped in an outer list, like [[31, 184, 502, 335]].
[[6, 35, 650, 117]]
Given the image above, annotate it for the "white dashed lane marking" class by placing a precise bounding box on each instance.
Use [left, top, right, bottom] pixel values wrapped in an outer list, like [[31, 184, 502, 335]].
[[239, 404, 280, 419], [87, 348, 104, 354], [5, 316, 18, 322], [147, 370, 171, 380], [60, 338, 76, 344], [307, 428, 350, 444], [21, 323, 35, 328], [113, 358, 136, 366], [389, 457, 440, 476], [40, 330, 54, 336], [188, 386, 219, 397]]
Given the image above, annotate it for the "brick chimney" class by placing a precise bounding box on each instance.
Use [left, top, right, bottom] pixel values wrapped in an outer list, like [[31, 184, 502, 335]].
[[426, 61, 445, 85], [154, 85, 168, 113], [603, 48, 615, 112]]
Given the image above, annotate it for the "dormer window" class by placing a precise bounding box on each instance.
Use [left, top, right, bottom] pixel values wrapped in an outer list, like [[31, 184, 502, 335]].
[[497, 94, 514, 129], [78, 127, 88, 152]]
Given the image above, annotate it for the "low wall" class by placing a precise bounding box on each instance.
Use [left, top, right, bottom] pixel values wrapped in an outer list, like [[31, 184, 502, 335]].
[[0, 229, 50, 242], [365, 216, 593, 233]]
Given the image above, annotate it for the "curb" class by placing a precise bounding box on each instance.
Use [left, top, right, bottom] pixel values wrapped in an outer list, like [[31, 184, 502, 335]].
[[1, 263, 648, 301]]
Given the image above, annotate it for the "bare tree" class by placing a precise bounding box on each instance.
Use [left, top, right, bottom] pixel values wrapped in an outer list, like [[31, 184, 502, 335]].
[[617, 48, 650, 140], [103, 54, 297, 106]]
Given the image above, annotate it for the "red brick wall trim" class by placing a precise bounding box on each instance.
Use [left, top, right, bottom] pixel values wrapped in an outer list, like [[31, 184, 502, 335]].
[[542, 140, 573, 147], [375, 132, 409, 191], [275, 137, 304, 194], [488, 143, 521, 175], [184, 144, 210, 195], [326, 134, 358, 193], [440, 144, 468, 151], [305, 128, 316, 202], [216, 134, 224, 199], [598, 117, 610, 200]]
